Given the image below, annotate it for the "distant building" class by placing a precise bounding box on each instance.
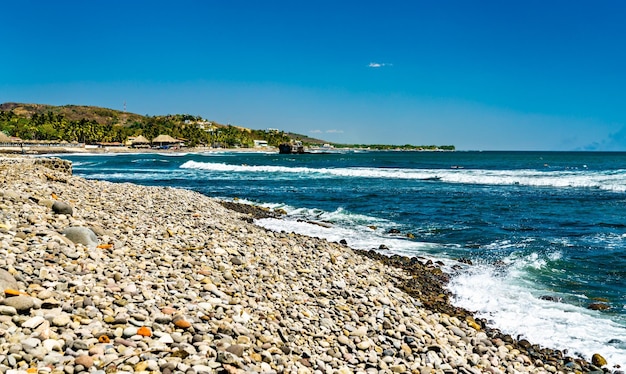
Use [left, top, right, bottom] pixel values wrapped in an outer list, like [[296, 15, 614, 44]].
[[254, 140, 269, 147], [196, 121, 215, 131]]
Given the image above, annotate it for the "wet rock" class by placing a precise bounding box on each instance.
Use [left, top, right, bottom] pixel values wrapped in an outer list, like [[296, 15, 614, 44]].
[[588, 303, 610, 311], [592, 353, 607, 367]]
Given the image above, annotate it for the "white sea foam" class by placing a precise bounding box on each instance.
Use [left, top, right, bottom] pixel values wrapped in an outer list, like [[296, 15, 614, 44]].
[[254, 203, 443, 257], [180, 161, 626, 192], [130, 158, 171, 163], [449, 260, 626, 365]]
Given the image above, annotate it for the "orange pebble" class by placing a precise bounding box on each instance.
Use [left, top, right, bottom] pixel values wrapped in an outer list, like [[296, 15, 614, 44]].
[[173, 316, 191, 329], [97, 243, 113, 249], [98, 335, 110, 343], [4, 289, 21, 297], [26, 368, 37, 374], [137, 326, 152, 337], [51, 193, 58, 200]]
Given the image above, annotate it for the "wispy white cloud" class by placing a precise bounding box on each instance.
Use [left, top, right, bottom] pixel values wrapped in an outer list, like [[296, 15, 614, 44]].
[[326, 129, 344, 134], [309, 129, 322, 134], [368, 62, 392, 68]]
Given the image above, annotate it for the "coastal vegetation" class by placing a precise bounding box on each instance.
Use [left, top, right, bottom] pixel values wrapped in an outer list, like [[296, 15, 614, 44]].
[[0, 102, 454, 150]]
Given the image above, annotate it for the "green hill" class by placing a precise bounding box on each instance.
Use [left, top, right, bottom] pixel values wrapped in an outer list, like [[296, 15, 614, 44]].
[[0, 102, 328, 148], [0, 102, 454, 150], [0, 103, 145, 126]]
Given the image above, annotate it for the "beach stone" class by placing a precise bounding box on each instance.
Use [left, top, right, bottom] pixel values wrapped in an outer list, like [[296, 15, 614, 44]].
[[0, 269, 18, 291], [349, 325, 367, 337], [42, 339, 63, 352], [357, 340, 371, 350], [226, 344, 245, 357], [22, 315, 46, 329], [123, 327, 138, 337], [173, 315, 192, 329], [337, 335, 351, 345], [450, 326, 466, 338], [193, 364, 213, 373], [217, 351, 238, 365], [52, 313, 71, 327], [592, 353, 607, 366], [62, 227, 98, 248], [75, 355, 94, 369], [158, 334, 174, 344], [2, 295, 36, 313], [22, 337, 41, 350], [52, 201, 73, 216]]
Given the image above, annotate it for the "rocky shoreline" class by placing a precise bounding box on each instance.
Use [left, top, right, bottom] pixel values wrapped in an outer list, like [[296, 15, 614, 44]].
[[0, 156, 617, 373]]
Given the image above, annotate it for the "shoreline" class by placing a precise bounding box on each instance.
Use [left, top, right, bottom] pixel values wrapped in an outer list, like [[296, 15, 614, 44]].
[[0, 155, 616, 373]]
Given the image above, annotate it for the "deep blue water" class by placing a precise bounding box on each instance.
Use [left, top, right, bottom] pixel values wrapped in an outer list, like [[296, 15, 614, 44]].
[[60, 150, 626, 365]]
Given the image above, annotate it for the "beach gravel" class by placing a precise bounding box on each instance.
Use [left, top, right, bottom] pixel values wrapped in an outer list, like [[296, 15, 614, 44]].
[[0, 156, 616, 373]]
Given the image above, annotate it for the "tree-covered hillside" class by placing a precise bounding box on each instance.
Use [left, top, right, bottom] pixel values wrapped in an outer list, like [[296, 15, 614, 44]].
[[0, 103, 455, 150], [0, 103, 307, 148]]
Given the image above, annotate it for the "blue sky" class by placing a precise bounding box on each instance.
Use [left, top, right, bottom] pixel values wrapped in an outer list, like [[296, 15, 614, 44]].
[[2, 1, 625, 150]]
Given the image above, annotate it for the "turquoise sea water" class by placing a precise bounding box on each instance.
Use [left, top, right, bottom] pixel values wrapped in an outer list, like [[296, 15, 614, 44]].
[[60, 150, 626, 365]]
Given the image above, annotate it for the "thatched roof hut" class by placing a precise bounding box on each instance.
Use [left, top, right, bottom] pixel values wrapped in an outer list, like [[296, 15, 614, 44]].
[[130, 135, 150, 148], [152, 134, 181, 147]]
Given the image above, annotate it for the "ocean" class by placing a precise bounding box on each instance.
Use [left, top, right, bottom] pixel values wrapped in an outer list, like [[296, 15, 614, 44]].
[[59, 150, 626, 365]]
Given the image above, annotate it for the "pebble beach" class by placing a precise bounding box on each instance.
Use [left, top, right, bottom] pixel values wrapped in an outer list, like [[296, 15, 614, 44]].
[[0, 156, 616, 374]]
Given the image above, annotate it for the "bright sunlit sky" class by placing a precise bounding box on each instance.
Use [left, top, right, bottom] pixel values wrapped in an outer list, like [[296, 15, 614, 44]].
[[2, 1, 626, 150]]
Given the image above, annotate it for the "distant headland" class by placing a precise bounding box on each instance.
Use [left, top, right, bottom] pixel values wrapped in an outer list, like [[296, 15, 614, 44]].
[[0, 102, 455, 153]]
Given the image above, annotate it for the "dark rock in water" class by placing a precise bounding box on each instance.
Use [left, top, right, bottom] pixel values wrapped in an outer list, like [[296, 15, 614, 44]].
[[378, 244, 389, 250], [278, 142, 305, 154], [539, 295, 563, 303], [339, 239, 348, 245], [62, 227, 98, 249], [588, 303, 610, 311], [457, 257, 473, 265], [387, 229, 401, 234], [52, 201, 73, 216], [406, 233, 415, 239]]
